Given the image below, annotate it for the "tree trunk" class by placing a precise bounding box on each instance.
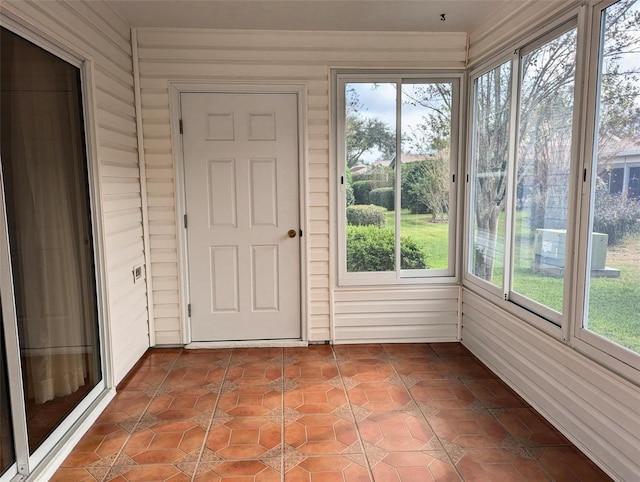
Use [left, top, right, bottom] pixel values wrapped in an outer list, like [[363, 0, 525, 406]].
[[474, 205, 502, 282]]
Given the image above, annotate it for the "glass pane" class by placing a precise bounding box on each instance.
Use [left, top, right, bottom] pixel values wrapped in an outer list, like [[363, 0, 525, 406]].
[[0, 27, 102, 453], [0, 301, 16, 475], [586, 0, 640, 355], [470, 62, 511, 286], [400, 83, 451, 271], [345, 82, 397, 272], [512, 27, 578, 314]]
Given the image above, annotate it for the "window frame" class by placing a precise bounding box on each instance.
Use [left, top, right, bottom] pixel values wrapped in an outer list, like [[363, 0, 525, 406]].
[[334, 71, 463, 286], [508, 19, 582, 329], [465, 0, 640, 380], [464, 16, 584, 338], [465, 54, 515, 301], [571, 0, 640, 376]]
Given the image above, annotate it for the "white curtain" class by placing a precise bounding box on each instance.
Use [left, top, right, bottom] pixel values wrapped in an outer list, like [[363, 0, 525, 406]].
[[2, 38, 94, 405]]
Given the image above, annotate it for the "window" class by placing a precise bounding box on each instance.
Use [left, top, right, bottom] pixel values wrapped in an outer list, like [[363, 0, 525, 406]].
[[337, 74, 460, 283], [468, 0, 640, 374], [511, 27, 578, 317], [469, 61, 512, 289], [468, 22, 579, 324], [581, 0, 640, 361]]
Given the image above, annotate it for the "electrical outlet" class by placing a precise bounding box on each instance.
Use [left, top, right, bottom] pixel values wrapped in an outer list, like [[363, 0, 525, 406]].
[[132, 264, 143, 283]]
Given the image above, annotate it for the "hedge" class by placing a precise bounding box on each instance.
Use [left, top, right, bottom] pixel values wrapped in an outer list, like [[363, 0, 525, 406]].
[[346, 225, 428, 271], [346, 205, 386, 228], [369, 187, 394, 211], [593, 192, 640, 245]]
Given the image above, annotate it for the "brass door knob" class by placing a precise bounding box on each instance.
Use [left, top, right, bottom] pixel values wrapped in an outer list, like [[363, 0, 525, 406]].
[[287, 229, 297, 238]]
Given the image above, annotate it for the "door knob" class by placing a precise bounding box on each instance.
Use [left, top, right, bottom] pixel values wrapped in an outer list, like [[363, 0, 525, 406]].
[[287, 229, 297, 238]]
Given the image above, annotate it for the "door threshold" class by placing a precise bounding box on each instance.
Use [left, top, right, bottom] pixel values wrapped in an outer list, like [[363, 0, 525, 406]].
[[186, 340, 308, 349]]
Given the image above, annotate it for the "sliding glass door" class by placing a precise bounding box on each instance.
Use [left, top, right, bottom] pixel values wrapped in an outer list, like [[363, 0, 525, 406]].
[[0, 302, 15, 477], [0, 25, 103, 476]]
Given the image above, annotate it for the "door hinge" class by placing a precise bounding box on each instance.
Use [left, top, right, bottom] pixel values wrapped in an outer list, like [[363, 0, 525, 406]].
[[184, 214, 188, 229], [187, 303, 191, 317], [179, 119, 183, 134]]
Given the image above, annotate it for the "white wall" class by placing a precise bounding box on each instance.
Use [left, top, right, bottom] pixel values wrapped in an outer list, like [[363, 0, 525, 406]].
[[1, 0, 149, 384], [467, 0, 579, 67], [135, 28, 467, 345], [462, 289, 640, 481], [334, 286, 459, 343]]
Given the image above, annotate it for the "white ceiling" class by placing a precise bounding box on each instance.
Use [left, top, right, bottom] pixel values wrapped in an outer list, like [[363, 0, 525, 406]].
[[102, 0, 510, 33]]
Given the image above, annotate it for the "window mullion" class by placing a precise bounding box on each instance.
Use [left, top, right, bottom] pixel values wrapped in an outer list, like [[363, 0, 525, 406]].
[[503, 53, 520, 300], [394, 80, 402, 278]]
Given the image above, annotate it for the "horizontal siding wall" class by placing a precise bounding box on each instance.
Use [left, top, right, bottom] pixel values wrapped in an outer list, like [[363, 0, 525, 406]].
[[334, 286, 459, 343], [467, 0, 578, 67], [462, 289, 640, 481], [466, 3, 640, 479], [2, 0, 148, 383], [135, 28, 467, 344]]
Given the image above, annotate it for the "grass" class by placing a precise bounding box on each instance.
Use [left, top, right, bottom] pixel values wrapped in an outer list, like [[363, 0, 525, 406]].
[[386, 210, 449, 269], [381, 207, 639, 354], [586, 236, 640, 353]]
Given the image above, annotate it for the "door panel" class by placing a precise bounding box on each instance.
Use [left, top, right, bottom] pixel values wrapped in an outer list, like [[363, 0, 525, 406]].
[[208, 159, 237, 227], [182, 92, 301, 342]]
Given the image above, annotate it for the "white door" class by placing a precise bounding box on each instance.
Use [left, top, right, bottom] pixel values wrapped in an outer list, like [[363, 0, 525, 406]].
[[181, 92, 301, 342]]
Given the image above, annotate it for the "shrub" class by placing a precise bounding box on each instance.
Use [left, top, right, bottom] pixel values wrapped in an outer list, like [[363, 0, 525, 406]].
[[345, 169, 355, 207], [369, 187, 394, 210], [351, 166, 396, 205], [593, 192, 640, 245], [346, 205, 386, 227], [352, 180, 374, 205], [346, 225, 428, 271], [401, 157, 449, 219], [401, 162, 429, 214]]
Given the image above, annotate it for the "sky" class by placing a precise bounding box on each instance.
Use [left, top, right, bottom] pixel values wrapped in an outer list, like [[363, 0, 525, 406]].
[[347, 82, 451, 163]]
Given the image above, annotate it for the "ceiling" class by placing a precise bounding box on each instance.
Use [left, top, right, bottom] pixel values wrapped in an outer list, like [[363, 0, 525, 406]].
[[102, 0, 510, 33]]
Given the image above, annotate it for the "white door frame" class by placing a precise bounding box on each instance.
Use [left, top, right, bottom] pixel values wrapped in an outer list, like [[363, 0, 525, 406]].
[[170, 83, 309, 345]]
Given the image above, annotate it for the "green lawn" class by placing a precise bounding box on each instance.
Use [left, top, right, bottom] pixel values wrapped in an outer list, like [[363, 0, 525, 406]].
[[386, 210, 449, 269], [506, 238, 640, 353], [387, 208, 639, 354], [355, 206, 638, 354]]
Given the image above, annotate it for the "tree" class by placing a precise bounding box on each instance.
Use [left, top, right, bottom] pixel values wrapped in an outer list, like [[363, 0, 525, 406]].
[[472, 0, 640, 282], [472, 63, 511, 281], [596, 0, 640, 164], [401, 154, 450, 221], [345, 86, 396, 167], [403, 83, 452, 153], [345, 116, 396, 167], [400, 83, 453, 222], [518, 28, 577, 231]]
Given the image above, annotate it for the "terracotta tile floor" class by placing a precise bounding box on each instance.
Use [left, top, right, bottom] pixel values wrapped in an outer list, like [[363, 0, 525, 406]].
[[51, 343, 612, 481]]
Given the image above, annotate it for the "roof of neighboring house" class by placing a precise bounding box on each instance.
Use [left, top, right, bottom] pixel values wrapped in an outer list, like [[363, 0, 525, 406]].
[[351, 153, 430, 173], [599, 137, 640, 160], [350, 164, 369, 174]]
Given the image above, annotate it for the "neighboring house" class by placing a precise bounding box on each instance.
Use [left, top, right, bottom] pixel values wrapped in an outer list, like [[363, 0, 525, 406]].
[[0, 1, 639, 481], [350, 153, 426, 175], [599, 141, 640, 198]]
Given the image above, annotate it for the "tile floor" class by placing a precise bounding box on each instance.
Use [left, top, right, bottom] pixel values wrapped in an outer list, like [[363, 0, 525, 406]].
[[51, 343, 612, 481]]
